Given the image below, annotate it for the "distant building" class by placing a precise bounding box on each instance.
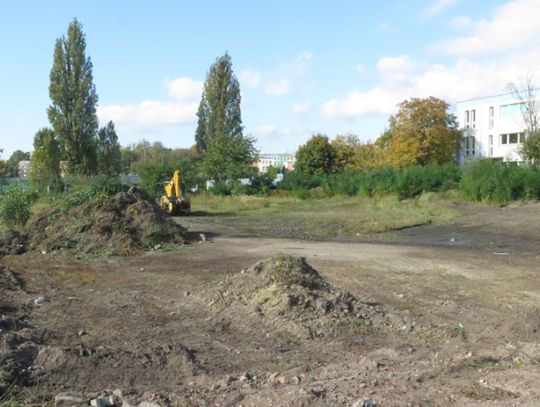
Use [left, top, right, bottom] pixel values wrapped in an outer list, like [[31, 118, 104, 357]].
[[18, 161, 31, 178], [456, 91, 538, 163], [254, 153, 296, 173]]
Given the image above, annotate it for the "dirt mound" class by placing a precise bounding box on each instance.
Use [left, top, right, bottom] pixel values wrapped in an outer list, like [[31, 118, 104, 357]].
[[0, 267, 37, 397], [207, 255, 392, 339], [0, 230, 27, 257], [25, 186, 187, 255]]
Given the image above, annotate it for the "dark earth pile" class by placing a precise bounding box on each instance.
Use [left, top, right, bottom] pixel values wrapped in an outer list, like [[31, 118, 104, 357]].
[[22, 186, 187, 255], [0, 267, 36, 398], [207, 254, 395, 339]]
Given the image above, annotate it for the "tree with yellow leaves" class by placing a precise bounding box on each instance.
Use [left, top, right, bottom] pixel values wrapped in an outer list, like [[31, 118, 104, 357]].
[[385, 97, 462, 167]]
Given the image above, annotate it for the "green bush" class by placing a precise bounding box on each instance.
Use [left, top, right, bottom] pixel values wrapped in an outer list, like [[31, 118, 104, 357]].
[[396, 164, 461, 199], [358, 167, 397, 196], [0, 183, 37, 226], [459, 159, 540, 203], [208, 182, 233, 196], [61, 175, 125, 211], [245, 174, 275, 196]]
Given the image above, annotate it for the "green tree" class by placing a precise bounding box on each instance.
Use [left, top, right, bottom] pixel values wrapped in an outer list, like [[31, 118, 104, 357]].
[[201, 134, 256, 183], [522, 130, 540, 165], [332, 134, 359, 171], [386, 97, 462, 167], [6, 150, 31, 177], [29, 128, 63, 192], [195, 53, 255, 181], [195, 53, 243, 153], [97, 121, 122, 175], [48, 18, 98, 175], [295, 134, 337, 175]]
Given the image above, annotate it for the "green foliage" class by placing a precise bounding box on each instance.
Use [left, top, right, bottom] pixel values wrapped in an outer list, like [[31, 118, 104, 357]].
[[386, 97, 463, 167], [357, 167, 397, 196], [521, 130, 540, 165], [195, 53, 243, 153], [97, 121, 122, 175], [6, 150, 30, 177], [0, 183, 36, 226], [195, 53, 256, 182], [61, 175, 124, 211], [138, 157, 201, 198], [295, 134, 337, 175], [123, 140, 192, 174], [29, 128, 63, 192], [201, 134, 256, 183], [245, 174, 275, 196], [208, 182, 233, 196], [48, 18, 98, 175], [395, 164, 461, 199], [460, 159, 540, 203]]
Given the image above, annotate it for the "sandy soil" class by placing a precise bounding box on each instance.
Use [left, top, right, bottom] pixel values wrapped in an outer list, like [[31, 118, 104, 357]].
[[1, 201, 540, 406]]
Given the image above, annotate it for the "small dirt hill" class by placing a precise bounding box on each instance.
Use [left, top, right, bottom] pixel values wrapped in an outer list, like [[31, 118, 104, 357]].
[[24, 186, 187, 255], [207, 254, 394, 339]]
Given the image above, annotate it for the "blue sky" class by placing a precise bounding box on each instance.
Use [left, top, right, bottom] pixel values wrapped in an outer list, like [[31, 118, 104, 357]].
[[1, 0, 539, 158]]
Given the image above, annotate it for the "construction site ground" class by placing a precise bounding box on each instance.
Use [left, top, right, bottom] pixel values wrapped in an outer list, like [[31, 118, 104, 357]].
[[2, 200, 540, 406]]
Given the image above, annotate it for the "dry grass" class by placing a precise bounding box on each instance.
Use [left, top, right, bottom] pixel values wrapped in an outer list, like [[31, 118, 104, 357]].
[[191, 193, 459, 238]]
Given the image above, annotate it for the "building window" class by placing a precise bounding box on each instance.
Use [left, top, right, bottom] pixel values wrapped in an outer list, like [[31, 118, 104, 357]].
[[489, 106, 494, 129], [500, 132, 524, 145], [463, 136, 476, 157], [471, 109, 476, 128], [500, 102, 526, 118], [465, 110, 470, 128]]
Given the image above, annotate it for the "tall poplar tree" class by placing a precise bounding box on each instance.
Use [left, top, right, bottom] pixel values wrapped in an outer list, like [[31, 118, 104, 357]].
[[48, 18, 98, 175], [195, 53, 255, 181]]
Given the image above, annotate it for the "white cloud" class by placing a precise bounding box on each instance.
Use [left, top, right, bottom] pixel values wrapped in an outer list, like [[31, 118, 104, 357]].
[[241, 52, 313, 96], [167, 77, 203, 101], [323, 87, 401, 118], [265, 78, 292, 96], [323, 0, 540, 120], [377, 55, 414, 73], [292, 101, 310, 114], [239, 69, 261, 88], [356, 64, 366, 75], [435, 0, 540, 55], [323, 50, 540, 119], [254, 124, 277, 136], [424, 0, 459, 17], [98, 77, 201, 132], [447, 16, 475, 31]]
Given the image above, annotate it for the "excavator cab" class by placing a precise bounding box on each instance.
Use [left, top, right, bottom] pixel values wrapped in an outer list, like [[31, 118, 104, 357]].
[[160, 170, 191, 215]]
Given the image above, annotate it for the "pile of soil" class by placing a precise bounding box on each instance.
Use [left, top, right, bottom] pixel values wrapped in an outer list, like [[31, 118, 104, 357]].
[[0, 267, 37, 397], [24, 186, 187, 255], [207, 254, 394, 339], [0, 230, 27, 256]]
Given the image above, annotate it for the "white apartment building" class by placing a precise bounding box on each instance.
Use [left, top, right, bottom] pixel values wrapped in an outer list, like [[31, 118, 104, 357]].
[[456, 92, 536, 163], [254, 153, 296, 173]]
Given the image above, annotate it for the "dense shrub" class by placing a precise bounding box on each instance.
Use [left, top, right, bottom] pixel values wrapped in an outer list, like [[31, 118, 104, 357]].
[[395, 164, 461, 199], [460, 159, 540, 203], [208, 182, 233, 196], [358, 167, 397, 197], [0, 183, 37, 226], [245, 174, 275, 196]]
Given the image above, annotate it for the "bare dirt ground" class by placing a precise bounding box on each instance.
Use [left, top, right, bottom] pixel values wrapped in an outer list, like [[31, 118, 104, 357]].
[[2, 201, 540, 406]]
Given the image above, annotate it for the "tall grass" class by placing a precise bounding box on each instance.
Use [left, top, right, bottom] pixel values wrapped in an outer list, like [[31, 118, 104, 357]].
[[460, 160, 540, 203]]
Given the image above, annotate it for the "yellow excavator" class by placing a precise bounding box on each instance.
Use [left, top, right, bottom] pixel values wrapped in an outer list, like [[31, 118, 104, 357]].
[[160, 170, 191, 215]]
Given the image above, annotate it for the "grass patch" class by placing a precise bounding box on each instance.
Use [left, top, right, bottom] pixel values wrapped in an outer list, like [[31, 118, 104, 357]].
[[191, 192, 459, 239]]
